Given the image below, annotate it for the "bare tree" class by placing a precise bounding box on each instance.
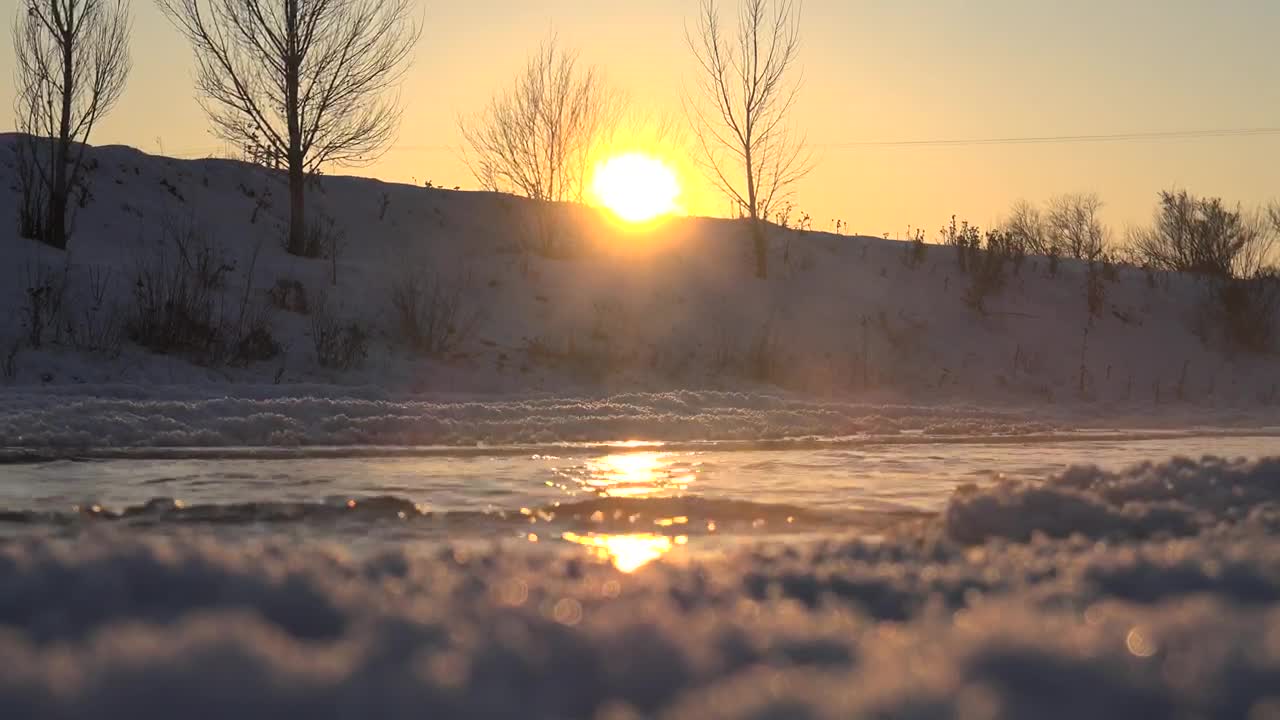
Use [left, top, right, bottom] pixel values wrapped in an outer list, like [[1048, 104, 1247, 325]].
[[460, 37, 620, 204], [685, 0, 811, 279], [12, 0, 132, 249], [1046, 193, 1110, 261], [1130, 190, 1276, 279], [156, 0, 420, 256], [1003, 199, 1048, 255]]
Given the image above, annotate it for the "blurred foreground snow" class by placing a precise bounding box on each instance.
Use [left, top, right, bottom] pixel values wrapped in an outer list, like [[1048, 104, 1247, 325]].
[[2, 456, 1279, 719]]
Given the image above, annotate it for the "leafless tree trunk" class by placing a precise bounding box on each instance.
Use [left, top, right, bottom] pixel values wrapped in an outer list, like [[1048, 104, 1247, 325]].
[[156, 0, 420, 257], [12, 0, 131, 250], [459, 37, 620, 204], [685, 0, 812, 279]]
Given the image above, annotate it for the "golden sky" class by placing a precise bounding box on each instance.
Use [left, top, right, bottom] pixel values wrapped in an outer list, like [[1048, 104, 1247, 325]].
[[4, 0, 1280, 237]]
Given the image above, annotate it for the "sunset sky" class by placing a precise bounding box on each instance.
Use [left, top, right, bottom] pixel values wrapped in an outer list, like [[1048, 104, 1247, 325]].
[[4, 0, 1280, 237]]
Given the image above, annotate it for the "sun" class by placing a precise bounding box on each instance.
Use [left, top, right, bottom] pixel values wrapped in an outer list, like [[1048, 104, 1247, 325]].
[[591, 153, 682, 223]]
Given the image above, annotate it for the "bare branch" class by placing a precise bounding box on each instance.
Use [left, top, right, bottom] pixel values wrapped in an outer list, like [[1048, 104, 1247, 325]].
[[155, 0, 420, 254], [684, 0, 811, 277], [459, 36, 622, 203], [1131, 190, 1278, 279], [13, 0, 132, 248], [1046, 193, 1110, 262], [684, 0, 810, 220]]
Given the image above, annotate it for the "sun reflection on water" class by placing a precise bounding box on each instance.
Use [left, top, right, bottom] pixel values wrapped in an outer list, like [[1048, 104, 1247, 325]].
[[561, 531, 688, 573], [556, 452, 698, 498], [548, 451, 701, 572]]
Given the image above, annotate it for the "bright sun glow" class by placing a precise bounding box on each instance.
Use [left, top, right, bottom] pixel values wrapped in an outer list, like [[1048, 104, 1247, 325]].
[[574, 452, 695, 498], [591, 153, 681, 223]]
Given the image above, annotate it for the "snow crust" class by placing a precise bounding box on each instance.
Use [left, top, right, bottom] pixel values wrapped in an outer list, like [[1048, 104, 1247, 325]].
[[945, 455, 1280, 543], [4, 384, 1275, 451], [0, 387, 1065, 448]]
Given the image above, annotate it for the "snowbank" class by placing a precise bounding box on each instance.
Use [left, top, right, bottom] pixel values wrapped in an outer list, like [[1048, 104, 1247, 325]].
[[4, 384, 1276, 451], [0, 387, 1065, 448], [945, 455, 1280, 543], [1, 456, 1279, 718]]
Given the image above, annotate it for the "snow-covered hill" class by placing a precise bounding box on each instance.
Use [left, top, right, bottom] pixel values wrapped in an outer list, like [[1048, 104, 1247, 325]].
[[1, 135, 1276, 410]]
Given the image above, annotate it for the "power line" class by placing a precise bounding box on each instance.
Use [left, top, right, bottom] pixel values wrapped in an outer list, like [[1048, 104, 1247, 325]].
[[154, 126, 1280, 160], [818, 127, 1280, 149]]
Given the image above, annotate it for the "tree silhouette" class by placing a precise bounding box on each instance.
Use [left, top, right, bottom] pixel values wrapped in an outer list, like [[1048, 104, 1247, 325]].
[[685, 0, 811, 278], [157, 0, 419, 256], [460, 37, 620, 204], [1131, 190, 1276, 279], [13, 0, 132, 249]]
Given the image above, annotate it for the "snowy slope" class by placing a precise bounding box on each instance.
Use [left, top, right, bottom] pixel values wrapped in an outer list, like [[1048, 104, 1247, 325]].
[[1, 135, 1276, 410]]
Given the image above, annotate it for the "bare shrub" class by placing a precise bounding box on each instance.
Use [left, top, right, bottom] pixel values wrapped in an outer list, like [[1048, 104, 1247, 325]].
[[289, 211, 344, 261], [963, 230, 1011, 313], [165, 216, 235, 289], [230, 235, 279, 366], [1131, 191, 1280, 353], [231, 310, 280, 366], [775, 204, 813, 267], [986, 225, 1026, 269], [125, 220, 272, 365], [939, 216, 981, 270], [86, 264, 111, 306], [69, 305, 124, 356], [2, 340, 18, 381], [1130, 190, 1276, 279], [127, 236, 225, 362], [269, 278, 310, 314], [1211, 271, 1280, 353], [311, 294, 369, 370], [20, 261, 69, 348], [390, 269, 481, 356], [902, 228, 927, 269], [1004, 200, 1049, 255], [67, 265, 123, 355], [1047, 193, 1109, 261]]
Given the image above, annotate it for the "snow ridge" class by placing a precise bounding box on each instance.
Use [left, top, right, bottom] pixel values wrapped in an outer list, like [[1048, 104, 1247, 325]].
[[0, 388, 1058, 448]]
